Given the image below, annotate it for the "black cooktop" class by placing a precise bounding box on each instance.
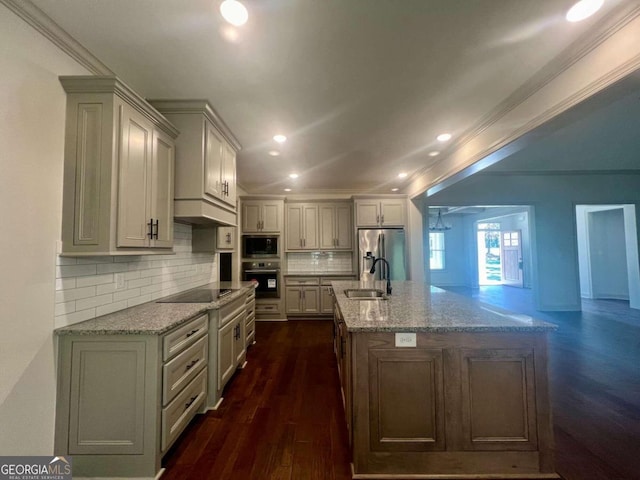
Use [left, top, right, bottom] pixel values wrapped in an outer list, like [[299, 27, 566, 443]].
[[156, 288, 234, 303]]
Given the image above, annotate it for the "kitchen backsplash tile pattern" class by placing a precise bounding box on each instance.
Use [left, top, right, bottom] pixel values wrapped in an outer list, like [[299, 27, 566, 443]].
[[54, 223, 217, 328], [287, 251, 353, 273]]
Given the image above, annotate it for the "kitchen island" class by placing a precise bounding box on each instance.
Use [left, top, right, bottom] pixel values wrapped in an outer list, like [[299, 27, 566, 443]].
[[331, 280, 559, 479]]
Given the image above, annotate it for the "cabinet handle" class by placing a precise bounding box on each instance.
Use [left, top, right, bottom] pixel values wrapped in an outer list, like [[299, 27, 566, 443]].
[[185, 395, 198, 410], [147, 218, 154, 239], [186, 329, 199, 338], [185, 359, 198, 371], [381, 214, 384, 224], [226, 232, 231, 243], [376, 214, 380, 224], [153, 219, 159, 239]]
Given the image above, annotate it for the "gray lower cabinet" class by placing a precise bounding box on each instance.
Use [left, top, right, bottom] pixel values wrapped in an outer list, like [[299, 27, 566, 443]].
[[55, 313, 208, 478], [207, 294, 247, 409]]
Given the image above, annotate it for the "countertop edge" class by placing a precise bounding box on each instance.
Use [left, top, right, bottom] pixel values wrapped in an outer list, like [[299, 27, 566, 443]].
[[55, 282, 257, 336]]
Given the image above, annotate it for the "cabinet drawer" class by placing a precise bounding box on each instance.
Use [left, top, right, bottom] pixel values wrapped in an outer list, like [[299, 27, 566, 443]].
[[162, 335, 208, 406], [246, 317, 255, 339], [163, 314, 208, 361], [245, 290, 256, 303], [321, 276, 355, 286], [161, 367, 207, 452], [255, 302, 279, 314], [246, 310, 255, 325], [286, 276, 319, 286]]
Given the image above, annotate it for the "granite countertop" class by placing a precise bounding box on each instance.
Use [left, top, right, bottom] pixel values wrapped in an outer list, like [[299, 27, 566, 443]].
[[332, 280, 557, 333], [283, 271, 357, 277], [55, 281, 257, 336]]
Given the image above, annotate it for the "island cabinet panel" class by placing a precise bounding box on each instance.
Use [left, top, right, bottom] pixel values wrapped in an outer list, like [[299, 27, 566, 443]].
[[350, 331, 557, 478], [368, 348, 445, 452], [460, 348, 538, 451]]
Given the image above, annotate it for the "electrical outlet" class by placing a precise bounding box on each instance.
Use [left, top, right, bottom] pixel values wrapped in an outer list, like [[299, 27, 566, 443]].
[[115, 273, 126, 291]]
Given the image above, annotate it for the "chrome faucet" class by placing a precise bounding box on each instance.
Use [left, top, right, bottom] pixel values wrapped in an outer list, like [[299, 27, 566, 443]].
[[369, 257, 392, 295]]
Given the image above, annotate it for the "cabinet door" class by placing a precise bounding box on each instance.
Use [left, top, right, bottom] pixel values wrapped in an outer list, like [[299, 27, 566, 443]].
[[459, 348, 538, 451], [204, 123, 223, 200], [150, 129, 174, 248], [368, 348, 446, 452], [285, 286, 303, 314], [286, 204, 304, 250], [335, 204, 353, 249], [242, 202, 261, 232], [355, 201, 381, 227], [319, 205, 336, 249], [302, 204, 319, 249], [216, 226, 235, 250], [221, 142, 236, 207], [217, 320, 235, 389], [261, 202, 281, 232], [234, 318, 246, 365], [68, 341, 147, 454], [302, 287, 320, 313], [321, 285, 334, 314], [117, 105, 153, 247], [381, 199, 405, 227]]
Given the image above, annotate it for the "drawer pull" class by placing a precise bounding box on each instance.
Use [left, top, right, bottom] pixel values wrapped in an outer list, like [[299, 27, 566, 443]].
[[185, 359, 199, 371], [185, 329, 199, 338], [185, 395, 198, 410]]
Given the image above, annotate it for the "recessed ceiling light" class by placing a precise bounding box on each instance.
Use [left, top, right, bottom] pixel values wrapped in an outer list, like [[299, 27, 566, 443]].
[[284, 188, 292, 192], [436, 133, 452, 142], [566, 0, 603, 22], [289, 173, 298, 179], [428, 151, 440, 157], [391, 188, 399, 192], [220, 0, 248, 27], [268, 150, 280, 156], [273, 134, 287, 143], [398, 172, 408, 178]]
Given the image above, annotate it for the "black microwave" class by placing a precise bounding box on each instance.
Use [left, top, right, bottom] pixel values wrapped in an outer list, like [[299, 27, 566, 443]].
[[242, 235, 279, 258]]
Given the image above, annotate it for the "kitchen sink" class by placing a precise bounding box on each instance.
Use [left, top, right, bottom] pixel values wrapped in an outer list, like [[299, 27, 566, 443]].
[[344, 289, 387, 300]]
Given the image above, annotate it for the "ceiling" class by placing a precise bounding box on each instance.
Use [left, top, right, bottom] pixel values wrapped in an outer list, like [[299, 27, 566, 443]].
[[29, 0, 633, 195]]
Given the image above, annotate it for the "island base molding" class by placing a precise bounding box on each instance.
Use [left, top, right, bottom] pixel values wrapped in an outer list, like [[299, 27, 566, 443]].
[[350, 468, 560, 479]]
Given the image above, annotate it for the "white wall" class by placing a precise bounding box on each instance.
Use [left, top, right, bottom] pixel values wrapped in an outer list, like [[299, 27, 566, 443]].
[[0, 4, 90, 454], [0, 6, 219, 455]]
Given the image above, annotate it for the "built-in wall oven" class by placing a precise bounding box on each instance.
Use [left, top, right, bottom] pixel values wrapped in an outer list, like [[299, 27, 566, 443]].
[[242, 261, 280, 298], [242, 235, 279, 258]]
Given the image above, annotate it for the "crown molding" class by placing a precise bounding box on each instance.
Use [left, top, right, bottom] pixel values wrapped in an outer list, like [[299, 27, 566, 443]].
[[0, 0, 113, 75], [412, 3, 640, 191]]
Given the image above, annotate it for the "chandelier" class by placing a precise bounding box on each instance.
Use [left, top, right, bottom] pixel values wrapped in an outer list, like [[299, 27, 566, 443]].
[[429, 209, 452, 231]]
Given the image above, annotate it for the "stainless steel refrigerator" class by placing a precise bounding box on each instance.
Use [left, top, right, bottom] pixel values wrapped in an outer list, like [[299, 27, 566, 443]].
[[358, 228, 407, 280]]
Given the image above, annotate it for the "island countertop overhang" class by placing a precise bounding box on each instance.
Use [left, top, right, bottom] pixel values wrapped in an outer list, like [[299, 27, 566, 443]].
[[331, 280, 557, 333]]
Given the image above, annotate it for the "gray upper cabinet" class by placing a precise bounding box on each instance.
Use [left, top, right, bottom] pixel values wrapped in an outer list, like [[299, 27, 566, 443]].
[[286, 203, 319, 250], [319, 203, 353, 250], [241, 199, 284, 233], [59, 76, 178, 256], [355, 197, 406, 227], [149, 100, 241, 226]]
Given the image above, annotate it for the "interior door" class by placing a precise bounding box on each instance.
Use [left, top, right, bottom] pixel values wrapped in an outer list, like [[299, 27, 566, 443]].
[[500, 230, 523, 287]]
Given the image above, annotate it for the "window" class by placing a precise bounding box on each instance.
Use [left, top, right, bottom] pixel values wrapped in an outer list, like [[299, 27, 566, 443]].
[[429, 232, 445, 270]]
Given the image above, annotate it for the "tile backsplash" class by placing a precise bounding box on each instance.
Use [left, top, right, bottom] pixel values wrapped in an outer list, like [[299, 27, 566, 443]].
[[286, 251, 353, 273], [54, 223, 217, 328]]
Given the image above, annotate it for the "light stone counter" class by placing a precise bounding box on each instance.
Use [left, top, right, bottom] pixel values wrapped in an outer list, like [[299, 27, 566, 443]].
[[332, 280, 557, 332], [55, 281, 257, 335]]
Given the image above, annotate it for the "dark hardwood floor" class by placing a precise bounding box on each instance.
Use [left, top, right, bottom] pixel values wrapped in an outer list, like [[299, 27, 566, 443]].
[[162, 320, 352, 480], [162, 290, 640, 479]]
